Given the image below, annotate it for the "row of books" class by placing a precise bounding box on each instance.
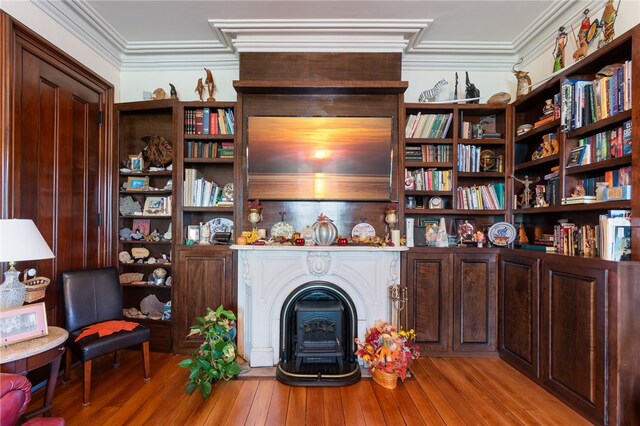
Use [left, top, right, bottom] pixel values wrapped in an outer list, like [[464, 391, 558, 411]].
[[405, 144, 452, 163], [404, 168, 452, 191], [560, 60, 632, 132], [184, 107, 235, 135], [183, 169, 221, 207], [456, 183, 504, 210], [577, 120, 632, 163], [545, 177, 560, 206], [185, 141, 235, 159], [575, 166, 632, 196], [405, 113, 453, 139], [457, 144, 484, 172], [599, 211, 631, 261], [553, 222, 598, 257]]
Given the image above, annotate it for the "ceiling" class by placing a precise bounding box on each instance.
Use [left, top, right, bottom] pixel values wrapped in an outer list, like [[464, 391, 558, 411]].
[[30, 0, 607, 71]]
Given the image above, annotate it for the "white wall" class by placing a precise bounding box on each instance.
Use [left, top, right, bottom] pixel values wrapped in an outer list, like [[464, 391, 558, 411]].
[[1, 0, 120, 89], [525, 0, 640, 89]]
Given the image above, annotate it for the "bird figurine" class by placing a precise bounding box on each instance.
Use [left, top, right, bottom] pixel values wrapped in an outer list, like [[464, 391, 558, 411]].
[[195, 78, 205, 101], [204, 68, 216, 101], [169, 83, 178, 99]]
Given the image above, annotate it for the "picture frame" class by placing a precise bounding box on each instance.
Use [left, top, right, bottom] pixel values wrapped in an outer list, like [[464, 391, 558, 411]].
[[127, 176, 149, 190], [187, 225, 200, 242], [421, 219, 440, 246], [143, 196, 169, 216], [0, 302, 48, 346], [455, 218, 476, 242], [129, 155, 144, 172], [418, 218, 439, 228], [566, 145, 586, 168], [132, 219, 151, 235]]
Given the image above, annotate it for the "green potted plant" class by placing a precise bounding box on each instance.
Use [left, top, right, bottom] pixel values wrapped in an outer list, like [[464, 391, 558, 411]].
[[178, 305, 241, 399]]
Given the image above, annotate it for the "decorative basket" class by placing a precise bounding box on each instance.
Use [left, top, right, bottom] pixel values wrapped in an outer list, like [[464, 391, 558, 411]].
[[22, 277, 50, 303], [372, 369, 398, 389]]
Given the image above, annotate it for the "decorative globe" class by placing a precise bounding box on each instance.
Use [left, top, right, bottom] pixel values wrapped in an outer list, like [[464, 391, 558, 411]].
[[313, 213, 338, 246]]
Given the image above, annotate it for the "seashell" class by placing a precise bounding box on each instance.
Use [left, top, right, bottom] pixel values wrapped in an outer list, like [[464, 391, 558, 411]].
[[147, 257, 156, 264], [487, 92, 511, 105], [119, 272, 143, 284], [118, 251, 132, 263]]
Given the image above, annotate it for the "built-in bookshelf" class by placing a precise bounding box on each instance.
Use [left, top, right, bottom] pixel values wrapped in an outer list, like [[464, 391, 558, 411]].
[[512, 26, 635, 261], [179, 102, 236, 245], [402, 103, 508, 246], [115, 100, 177, 352]]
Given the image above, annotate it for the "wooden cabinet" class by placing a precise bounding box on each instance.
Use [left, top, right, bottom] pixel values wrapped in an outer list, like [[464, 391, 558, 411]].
[[499, 252, 540, 378], [405, 249, 497, 356], [173, 246, 235, 354], [405, 251, 451, 353], [541, 257, 606, 424], [452, 252, 497, 353]]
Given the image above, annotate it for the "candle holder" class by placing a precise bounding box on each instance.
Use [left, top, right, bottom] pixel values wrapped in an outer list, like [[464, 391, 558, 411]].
[[248, 208, 262, 231]]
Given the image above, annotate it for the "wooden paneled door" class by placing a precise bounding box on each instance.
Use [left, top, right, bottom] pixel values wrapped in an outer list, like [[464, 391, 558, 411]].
[[1, 13, 114, 325]]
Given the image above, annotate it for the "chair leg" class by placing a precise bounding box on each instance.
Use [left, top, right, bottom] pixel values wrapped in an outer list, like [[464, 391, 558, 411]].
[[63, 349, 72, 384], [142, 341, 151, 383], [113, 350, 120, 368], [83, 360, 92, 406]]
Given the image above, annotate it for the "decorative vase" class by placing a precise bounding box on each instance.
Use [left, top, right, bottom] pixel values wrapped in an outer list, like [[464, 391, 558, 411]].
[[372, 369, 398, 389], [313, 214, 338, 246], [385, 209, 398, 231], [542, 99, 554, 116], [248, 208, 262, 231]]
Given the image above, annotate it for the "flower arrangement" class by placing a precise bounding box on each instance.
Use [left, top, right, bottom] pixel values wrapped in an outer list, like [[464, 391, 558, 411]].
[[247, 199, 261, 209], [355, 320, 420, 382], [385, 202, 398, 212], [178, 305, 241, 399]]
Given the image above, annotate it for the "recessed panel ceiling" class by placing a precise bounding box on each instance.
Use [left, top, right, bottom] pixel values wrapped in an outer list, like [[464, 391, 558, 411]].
[[87, 0, 553, 43]]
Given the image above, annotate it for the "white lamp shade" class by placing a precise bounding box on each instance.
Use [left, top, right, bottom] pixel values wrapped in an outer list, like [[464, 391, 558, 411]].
[[0, 219, 55, 263]]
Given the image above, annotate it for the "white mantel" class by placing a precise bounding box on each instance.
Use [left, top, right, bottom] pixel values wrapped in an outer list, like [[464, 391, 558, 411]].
[[231, 245, 408, 367]]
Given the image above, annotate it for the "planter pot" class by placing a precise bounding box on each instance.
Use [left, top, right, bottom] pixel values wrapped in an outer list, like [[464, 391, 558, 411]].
[[372, 369, 398, 389]]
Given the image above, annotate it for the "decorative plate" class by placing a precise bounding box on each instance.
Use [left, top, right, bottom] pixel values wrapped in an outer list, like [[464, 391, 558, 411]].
[[488, 222, 517, 246], [271, 221, 295, 239], [351, 222, 375, 239], [207, 217, 233, 234]]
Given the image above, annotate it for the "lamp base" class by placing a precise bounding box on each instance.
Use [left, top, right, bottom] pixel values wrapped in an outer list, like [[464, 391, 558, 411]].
[[0, 268, 26, 310]]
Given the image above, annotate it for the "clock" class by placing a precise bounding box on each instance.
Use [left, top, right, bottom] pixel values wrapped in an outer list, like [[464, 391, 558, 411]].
[[429, 196, 443, 209]]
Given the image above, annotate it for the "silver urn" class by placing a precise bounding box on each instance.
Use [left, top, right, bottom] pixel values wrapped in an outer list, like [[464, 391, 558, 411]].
[[313, 213, 338, 246]]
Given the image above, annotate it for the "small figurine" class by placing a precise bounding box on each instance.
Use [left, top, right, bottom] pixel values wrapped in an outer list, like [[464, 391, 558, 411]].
[[453, 72, 458, 100], [512, 58, 532, 99], [195, 78, 205, 101], [418, 79, 448, 103], [512, 174, 540, 209], [535, 185, 549, 208], [169, 83, 178, 99], [465, 72, 480, 103], [552, 27, 567, 72], [572, 9, 591, 61], [204, 68, 216, 101], [518, 224, 529, 244], [598, 0, 619, 48]]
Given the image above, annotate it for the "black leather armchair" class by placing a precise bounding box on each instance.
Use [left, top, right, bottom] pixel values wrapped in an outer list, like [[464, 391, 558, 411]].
[[62, 267, 150, 406]]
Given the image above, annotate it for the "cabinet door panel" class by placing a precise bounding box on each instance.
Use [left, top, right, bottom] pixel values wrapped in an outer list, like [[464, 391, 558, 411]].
[[499, 254, 540, 378], [453, 253, 497, 352], [174, 248, 234, 354], [406, 252, 451, 352], [541, 260, 606, 423]]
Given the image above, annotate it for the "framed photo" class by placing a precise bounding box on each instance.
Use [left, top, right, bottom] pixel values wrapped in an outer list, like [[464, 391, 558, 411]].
[[127, 176, 149, 190], [129, 155, 144, 172], [566, 145, 586, 168], [187, 225, 200, 242], [0, 302, 48, 346], [418, 218, 438, 228], [143, 197, 169, 216], [455, 218, 476, 242], [421, 219, 439, 246], [132, 219, 151, 235]]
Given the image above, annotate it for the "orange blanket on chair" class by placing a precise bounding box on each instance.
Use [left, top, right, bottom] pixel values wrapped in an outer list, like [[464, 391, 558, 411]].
[[75, 320, 139, 342]]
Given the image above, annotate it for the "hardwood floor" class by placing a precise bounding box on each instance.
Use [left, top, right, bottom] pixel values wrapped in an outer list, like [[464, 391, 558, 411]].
[[30, 350, 593, 425]]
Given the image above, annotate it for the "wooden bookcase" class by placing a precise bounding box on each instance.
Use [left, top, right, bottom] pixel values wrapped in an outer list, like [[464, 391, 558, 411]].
[[114, 99, 178, 352], [402, 103, 509, 246]]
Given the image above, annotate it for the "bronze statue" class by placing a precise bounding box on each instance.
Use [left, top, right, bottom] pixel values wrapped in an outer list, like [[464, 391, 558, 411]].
[[195, 78, 205, 101], [464, 72, 479, 104], [204, 68, 216, 101], [454, 72, 458, 100]]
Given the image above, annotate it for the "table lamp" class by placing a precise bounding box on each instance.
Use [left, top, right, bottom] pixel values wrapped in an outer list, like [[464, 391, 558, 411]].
[[0, 219, 55, 309]]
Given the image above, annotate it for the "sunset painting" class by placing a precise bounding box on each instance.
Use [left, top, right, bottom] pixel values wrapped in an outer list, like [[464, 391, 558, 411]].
[[247, 116, 393, 200]]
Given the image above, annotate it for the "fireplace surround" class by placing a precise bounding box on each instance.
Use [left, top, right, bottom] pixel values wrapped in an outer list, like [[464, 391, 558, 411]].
[[232, 245, 407, 373]]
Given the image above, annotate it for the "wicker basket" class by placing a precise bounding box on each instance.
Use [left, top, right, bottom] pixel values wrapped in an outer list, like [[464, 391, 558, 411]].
[[22, 277, 50, 303], [372, 369, 398, 389]]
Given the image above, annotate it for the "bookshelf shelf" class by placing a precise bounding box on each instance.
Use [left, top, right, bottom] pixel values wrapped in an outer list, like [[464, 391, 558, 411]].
[[458, 138, 506, 145], [405, 161, 453, 168], [182, 206, 234, 212], [119, 190, 173, 195], [514, 120, 560, 143], [457, 172, 504, 178], [183, 134, 234, 140], [405, 190, 451, 196], [514, 154, 559, 171], [514, 199, 631, 214], [564, 155, 632, 175], [405, 138, 454, 145], [184, 158, 234, 164], [566, 109, 632, 139], [120, 171, 172, 177]]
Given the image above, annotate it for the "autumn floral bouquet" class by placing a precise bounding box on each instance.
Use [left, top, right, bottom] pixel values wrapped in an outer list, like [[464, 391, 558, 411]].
[[355, 320, 420, 384]]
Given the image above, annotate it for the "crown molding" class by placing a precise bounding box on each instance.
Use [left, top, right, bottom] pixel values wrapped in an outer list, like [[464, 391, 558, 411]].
[[208, 19, 433, 53]]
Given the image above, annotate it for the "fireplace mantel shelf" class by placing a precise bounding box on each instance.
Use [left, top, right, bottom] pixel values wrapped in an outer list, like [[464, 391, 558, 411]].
[[230, 245, 408, 252]]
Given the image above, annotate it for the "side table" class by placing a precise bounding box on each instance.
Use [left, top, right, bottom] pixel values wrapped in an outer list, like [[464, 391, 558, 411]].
[[0, 326, 68, 418]]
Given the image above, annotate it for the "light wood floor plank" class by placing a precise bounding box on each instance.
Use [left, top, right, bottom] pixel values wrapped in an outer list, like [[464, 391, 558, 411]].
[[244, 379, 275, 425], [28, 350, 597, 425]]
